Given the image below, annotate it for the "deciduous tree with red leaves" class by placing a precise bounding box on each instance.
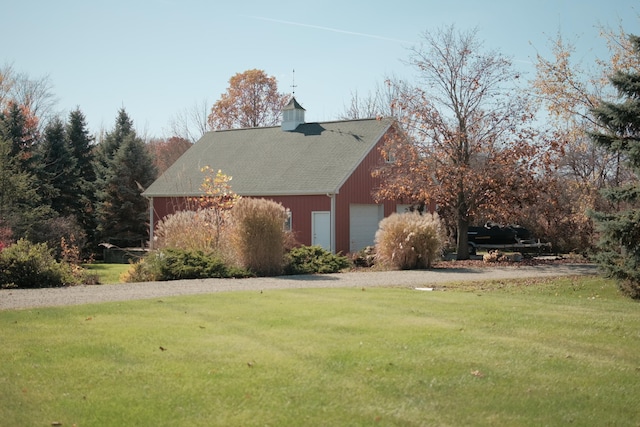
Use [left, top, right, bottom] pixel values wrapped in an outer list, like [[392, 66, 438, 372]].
[[374, 26, 547, 259], [147, 136, 192, 175]]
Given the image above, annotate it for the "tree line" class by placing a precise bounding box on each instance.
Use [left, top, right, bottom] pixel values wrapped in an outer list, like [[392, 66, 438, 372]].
[[1, 63, 194, 257], [1, 23, 639, 297]]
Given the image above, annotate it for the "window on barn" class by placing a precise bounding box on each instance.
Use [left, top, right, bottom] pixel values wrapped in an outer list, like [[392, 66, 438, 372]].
[[284, 210, 292, 231], [385, 149, 396, 163]]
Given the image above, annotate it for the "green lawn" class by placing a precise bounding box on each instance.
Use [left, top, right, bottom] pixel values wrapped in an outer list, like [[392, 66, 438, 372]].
[[1, 276, 639, 426], [83, 262, 131, 284]]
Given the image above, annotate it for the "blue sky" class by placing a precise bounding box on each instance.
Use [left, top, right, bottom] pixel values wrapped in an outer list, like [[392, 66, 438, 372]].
[[3, 0, 639, 138]]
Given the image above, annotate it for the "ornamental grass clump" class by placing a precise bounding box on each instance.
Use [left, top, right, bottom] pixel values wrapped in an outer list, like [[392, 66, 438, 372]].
[[230, 198, 289, 276], [154, 209, 230, 254], [375, 212, 443, 269]]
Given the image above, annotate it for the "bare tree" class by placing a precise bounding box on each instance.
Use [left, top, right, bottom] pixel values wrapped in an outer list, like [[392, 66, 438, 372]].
[[340, 76, 412, 121], [0, 63, 16, 109], [167, 98, 210, 143], [374, 26, 543, 259], [0, 63, 58, 131]]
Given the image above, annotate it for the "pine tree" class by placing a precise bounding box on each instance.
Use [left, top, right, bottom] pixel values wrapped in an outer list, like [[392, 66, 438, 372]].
[[0, 132, 33, 231], [94, 108, 135, 188], [95, 110, 157, 248], [66, 108, 97, 250], [589, 35, 640, 298], [37, 117, 77, 216], [0, 105, 52, 239]]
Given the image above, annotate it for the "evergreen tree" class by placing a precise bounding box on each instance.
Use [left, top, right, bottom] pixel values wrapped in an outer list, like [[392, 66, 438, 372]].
[[66, 108, 97, 250], [94, 108, 134, 188], [37, 117, 77, 216], [0, 132, 33, 231], [95, 110, 157, 248], [589, 34, 640, 299], [0, 106, 52, 239], [1, 102, 39, 170]]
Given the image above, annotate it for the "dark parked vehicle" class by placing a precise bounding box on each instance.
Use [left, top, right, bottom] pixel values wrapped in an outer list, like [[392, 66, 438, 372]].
[[467, 222, 549, 255]]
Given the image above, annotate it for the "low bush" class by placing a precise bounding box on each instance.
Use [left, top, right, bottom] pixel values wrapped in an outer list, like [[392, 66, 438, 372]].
[[284, 245, 351, 275], [158, 248, 232, 280], [375, 212, 444, 269], [120, 256, 162, 283], [350, 246, 376, 268], [482, 250, 523, 263], [122, 248, 252, 282], [0, 239, 77, 288]]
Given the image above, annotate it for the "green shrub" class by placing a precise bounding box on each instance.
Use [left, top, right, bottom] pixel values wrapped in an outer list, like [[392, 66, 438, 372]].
[[159, 248, 228, 280], [122, 248, 252, 282], [375, 212, 444, 270], [28, 215, 87, 261], [230, 198, 289, 276], [284, 245, 351, 275], [120, 256, 162, 283], [0, 239, 76, 288]]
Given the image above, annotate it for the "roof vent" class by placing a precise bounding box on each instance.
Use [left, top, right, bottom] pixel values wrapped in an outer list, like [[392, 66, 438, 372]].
[[281, 97, 306, 131]]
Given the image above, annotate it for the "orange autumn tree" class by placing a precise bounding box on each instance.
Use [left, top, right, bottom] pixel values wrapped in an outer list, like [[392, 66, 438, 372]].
[[374, 26, 547, 259], [146, 136, 192, 175], [528, 24, 640, 250], [207, 69, 288, 130], [155, 167, 239, 253], [192, 166, 240, 247]]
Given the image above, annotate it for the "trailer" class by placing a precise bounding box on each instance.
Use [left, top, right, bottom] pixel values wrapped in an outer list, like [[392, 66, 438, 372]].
[[467, 223, 551, 255]]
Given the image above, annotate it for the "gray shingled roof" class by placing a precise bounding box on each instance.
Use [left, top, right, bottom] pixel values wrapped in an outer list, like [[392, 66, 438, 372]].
[[143, 118, 393, 197]]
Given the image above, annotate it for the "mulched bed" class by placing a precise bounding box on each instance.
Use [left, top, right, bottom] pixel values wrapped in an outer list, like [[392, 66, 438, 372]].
[[433, 255, 591, 269]]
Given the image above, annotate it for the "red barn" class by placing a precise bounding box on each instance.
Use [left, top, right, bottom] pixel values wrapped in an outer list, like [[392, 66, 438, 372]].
[[143, 98, 413, 254]]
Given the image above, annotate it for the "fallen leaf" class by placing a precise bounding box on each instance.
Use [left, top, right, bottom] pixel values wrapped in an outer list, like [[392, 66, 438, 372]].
[[471, 370, 484, 378], [159, 346, 167, 351]]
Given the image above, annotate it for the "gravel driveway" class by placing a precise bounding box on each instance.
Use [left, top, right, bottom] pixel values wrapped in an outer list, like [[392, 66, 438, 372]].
[[0, 263, 598, 311]]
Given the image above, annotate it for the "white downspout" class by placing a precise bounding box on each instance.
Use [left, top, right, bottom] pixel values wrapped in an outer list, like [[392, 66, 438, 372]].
[[328, 193, 336, 253], [148, 197, 154, 250]]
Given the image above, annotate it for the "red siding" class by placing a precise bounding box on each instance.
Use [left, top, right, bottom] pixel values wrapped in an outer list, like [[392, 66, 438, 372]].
[[334, 134, 397, 253], [150, 194, 330, 249], [149, 127, 432, 254], [258, 195, 330, 247]]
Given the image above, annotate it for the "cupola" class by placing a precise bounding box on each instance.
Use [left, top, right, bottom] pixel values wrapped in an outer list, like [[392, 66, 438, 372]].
[[281, 97, 306, 131]]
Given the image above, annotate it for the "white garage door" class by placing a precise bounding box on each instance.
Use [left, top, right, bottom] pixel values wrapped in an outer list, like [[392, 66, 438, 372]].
[[350, 204, 383, 252]]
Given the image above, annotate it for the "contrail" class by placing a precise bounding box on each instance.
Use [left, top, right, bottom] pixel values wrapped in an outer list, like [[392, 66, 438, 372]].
[[248, 15, 411, 44]]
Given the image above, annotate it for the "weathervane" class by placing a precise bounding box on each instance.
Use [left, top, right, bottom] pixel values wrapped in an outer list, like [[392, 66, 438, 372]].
[[291, 69, 297, 95]]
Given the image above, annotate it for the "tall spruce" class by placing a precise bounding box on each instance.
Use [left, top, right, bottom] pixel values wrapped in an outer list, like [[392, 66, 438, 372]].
[[66, 108, 97, 249], [589, 34, 640, 299], [37, 117, 77, 216], [0, 105, 52, 239], [95, 109, 157, 248], [0, 128, 38, 236]]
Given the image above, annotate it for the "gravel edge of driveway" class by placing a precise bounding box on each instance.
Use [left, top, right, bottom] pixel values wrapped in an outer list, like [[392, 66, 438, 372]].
[[0, 263, 599, 311]]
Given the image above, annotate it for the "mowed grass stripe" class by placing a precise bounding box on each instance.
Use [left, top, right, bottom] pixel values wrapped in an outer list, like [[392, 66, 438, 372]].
[[1, 277, 639, 426]]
